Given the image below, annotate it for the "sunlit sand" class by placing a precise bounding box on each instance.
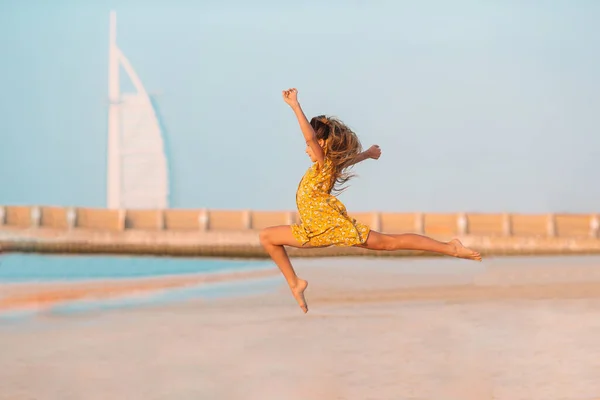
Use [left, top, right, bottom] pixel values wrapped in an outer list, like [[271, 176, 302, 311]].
[[1, 256, 600, 399]]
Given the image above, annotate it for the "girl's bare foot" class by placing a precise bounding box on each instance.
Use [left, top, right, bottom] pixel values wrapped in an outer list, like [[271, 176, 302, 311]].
[[290, 279, 309, 313], [449, 239, 482, 261]]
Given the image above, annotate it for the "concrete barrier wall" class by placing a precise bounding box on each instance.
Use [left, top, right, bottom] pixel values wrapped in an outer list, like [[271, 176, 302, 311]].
[[424, 213, 458, 236], [351, 212, 378, 230], [467, 214, 505, 236], [4, 206, 33, 228], [251, 211, 296, 230], [511, 214, 549, 237], [380, 213, 418, 233], [1, 205, 598, 238], [40, 207, 69, 229], [555, 214, 592, 238], [76, 208, 124, 231], [125, 210, 163, 230], [164, 210, 201, 230], [208, 210, 248, 230]]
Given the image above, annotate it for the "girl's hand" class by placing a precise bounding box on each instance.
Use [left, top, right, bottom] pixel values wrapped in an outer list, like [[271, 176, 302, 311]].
[[366, 145, 381, 160], [282, 88, 299, 107]]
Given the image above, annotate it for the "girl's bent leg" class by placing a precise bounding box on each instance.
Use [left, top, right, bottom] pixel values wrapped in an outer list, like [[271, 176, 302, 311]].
[[259, 225, 311, 313], [359, 231, 481, 261]]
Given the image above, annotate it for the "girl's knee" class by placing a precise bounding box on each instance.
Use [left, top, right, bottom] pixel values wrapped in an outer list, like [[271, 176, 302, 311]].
[[259, 227, 274, 246], [259, 228, 269, 246]]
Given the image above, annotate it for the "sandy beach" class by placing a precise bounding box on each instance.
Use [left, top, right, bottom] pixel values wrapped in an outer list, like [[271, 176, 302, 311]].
[[1, 256, 600, 399]]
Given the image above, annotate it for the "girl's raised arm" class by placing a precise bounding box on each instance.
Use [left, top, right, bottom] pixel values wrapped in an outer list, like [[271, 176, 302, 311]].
[[282, 88, 325, 166]]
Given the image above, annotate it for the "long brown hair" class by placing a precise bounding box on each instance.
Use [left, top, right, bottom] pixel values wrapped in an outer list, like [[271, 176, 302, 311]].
[[310, 115, 363, 194]]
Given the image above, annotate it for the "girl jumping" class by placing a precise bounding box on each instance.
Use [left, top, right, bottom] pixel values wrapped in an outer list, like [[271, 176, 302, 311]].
[[259, 88, 482, 313]]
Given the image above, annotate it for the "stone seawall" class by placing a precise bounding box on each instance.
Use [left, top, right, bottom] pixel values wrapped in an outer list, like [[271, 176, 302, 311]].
[[2, 206, 599, 257], [1, 227, 600, 258]]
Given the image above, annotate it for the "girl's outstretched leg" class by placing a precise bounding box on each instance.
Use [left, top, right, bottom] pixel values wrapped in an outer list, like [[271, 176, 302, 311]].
[[259, 225, 311, 313], [359, 231, 482, 261]]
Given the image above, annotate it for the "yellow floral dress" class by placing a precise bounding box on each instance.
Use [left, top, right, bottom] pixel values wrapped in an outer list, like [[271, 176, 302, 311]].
[[291, 157, 370, 247]]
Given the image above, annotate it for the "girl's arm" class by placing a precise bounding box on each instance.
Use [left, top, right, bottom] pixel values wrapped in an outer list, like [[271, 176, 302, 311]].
[[282, 88, 325, 166], [348, 145, 381, 166]]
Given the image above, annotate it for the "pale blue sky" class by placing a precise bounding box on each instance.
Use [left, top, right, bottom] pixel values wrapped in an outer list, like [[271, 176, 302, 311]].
[[1, 1, 598, 213]]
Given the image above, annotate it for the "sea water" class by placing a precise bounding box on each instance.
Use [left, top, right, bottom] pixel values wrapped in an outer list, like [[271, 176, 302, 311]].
[[0, 254, 280, 318], [0, 253, 272, 283]]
